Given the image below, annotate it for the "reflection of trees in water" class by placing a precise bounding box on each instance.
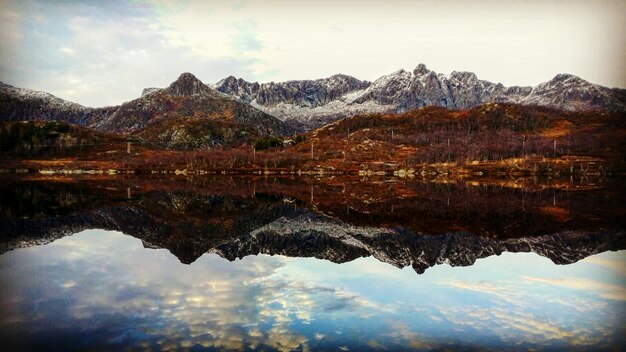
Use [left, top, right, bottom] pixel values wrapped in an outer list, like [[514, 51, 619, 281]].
[[0, 176, 623, 269]]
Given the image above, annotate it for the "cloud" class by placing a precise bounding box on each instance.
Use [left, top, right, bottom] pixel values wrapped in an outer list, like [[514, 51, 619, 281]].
[[2, 0, 625, 108], [437, 275, 625, 347], [523, 276, 626, 301], [439, 279, 526, 306], [1, 229, 399, 352], [2, 229, 625, 351], [435, 304, 614, 347], [232, 22, 264, 53], [0, 0, 267, 106], [59, 47, 75, 55], [582, 256, 626, 276]]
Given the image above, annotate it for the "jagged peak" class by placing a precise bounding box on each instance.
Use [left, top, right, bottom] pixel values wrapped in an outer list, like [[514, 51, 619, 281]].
[[141, 87, 161, 97], [320, 74, 370, 88], [328, 73, 352, 79], [549, 73, 588, 84], [0, 81, 14, 89], [217, 75, 240, 84], [376, 69, 410, 80], [176, 72, 201, 82], [449, 71, 477, 80], [215, 75, 238, 88], [326, 73, 361, 82], [413, 63, 430, 76], [166, 72, 212, 96]]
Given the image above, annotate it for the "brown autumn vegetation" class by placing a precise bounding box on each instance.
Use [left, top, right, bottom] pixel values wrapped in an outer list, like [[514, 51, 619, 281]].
[[1, 103, 624, 178]]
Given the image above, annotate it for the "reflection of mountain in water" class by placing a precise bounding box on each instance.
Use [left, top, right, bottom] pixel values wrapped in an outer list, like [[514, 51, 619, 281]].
[[213, 213, 624, 274], [1, 177, 624, 274]]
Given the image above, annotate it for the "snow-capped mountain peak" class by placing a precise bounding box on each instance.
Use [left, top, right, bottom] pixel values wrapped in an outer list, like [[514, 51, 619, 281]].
[[215, 63, 625, 130]]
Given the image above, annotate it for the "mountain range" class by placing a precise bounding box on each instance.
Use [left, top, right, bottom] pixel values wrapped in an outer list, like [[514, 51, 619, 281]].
[[1, 63, 624, 133], [216, 64, 626, 129], [0, 73, 290, 135]]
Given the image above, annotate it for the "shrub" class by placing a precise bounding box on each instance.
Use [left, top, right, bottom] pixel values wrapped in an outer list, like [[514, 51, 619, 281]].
[[254, 136, 282, 150]]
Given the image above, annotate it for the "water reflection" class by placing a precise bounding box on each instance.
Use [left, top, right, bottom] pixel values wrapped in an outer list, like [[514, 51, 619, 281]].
[[0, 176, 625, 350], [1, 176, 625, 269], [0, 230, 624, 351]]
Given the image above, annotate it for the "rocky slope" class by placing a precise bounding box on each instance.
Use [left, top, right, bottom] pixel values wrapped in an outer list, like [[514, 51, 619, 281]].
[[0, 73, 291, 136], [2, 65, 624, 136], [0, 82, 116, 126], [216, 63, 626, 130], [94, 73, 291, 135], [134, 117, 260, 150]]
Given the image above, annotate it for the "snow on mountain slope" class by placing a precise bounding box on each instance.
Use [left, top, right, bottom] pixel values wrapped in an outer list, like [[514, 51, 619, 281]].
[[0, 82, 115, 126], [1, 65, 624, 134], [216, 63, 626, 130], [0, 74, 292, 135], [93, 73, 291, 134]]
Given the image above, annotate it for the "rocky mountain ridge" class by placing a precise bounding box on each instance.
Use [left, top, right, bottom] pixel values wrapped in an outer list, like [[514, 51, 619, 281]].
[[2, 65, 624, 133], [0, 73, 291, 135], [215, 63, 626, 130], [93, 73, 290, 134]]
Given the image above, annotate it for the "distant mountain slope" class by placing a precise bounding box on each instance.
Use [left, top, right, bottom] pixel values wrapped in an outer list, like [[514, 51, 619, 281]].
[[0, 120, 125, 156], [93, 73, 291, 135], [215, 63, 626, 130], [216, 74, 371, 107], [2, 66, 624, 134], [0, 82, 115, 127], [0, 73, 292, 136]]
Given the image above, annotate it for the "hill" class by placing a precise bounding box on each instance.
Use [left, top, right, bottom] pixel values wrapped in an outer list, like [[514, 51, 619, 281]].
[[93, 73, 292, 135], [2, 103, 624, 179], [0, 120, 126, 156], [0, 73, 292, 136], [279, 103, 625, 176], [134, 117, 260, 150]]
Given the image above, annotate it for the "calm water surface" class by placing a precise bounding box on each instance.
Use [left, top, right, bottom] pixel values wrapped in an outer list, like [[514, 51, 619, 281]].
[[0, 177, 624, 351], [1, 230, 625, 351]]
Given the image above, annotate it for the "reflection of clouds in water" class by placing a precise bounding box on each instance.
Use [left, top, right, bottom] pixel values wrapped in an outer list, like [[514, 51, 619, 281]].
[[0, 230, 384, 351], [582, 255, 626, 276], [438, 275, 623, 347], [1, 230, 625, 351], [383, 321, 433, 350], [523, 276, 626, 301], [437, 305, 614, 347]]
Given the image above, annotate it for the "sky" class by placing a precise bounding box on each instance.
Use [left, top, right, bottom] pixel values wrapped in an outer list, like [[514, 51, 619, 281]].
[[1, 0, 625, 107]]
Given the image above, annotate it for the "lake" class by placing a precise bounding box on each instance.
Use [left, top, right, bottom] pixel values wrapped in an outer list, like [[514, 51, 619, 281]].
[[0, 175, 624, 351]]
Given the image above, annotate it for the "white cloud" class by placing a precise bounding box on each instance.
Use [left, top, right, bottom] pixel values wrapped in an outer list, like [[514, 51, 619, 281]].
[[523, 276, 626, 301], [1, 0, 624, 107], [3, 229, 407, 351], [59, 47, 75, 55], [582, 256, 626, 275]]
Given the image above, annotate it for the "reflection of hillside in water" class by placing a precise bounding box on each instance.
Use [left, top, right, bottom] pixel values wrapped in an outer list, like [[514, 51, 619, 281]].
[[1, 176, 624, 274]]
